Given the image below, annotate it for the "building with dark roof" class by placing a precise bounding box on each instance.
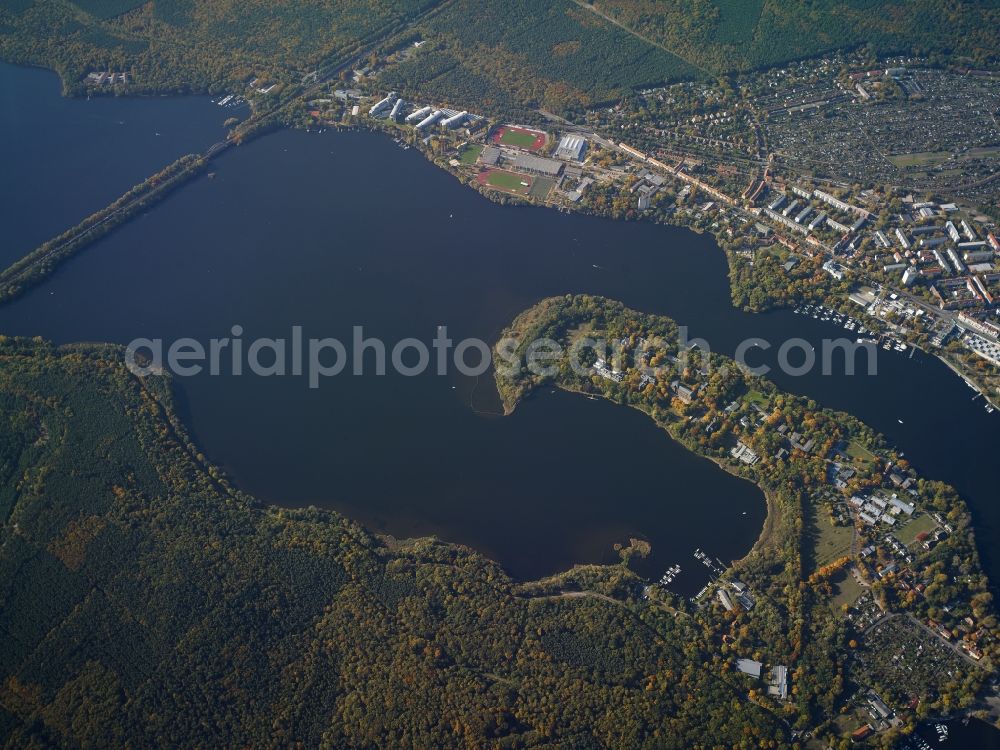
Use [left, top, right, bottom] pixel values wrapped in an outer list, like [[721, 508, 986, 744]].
[[511, 153, 564, 178]]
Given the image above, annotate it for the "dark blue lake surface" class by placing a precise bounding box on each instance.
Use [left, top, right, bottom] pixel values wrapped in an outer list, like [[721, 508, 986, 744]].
[[912, 716, 1000, 748], [1, 63, 999, 604], [0, 62, 238, 263]]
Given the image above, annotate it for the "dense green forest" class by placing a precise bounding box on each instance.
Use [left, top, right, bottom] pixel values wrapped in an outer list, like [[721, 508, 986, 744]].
[[0, 0, 441, 94], [381, 0, 700, 115], [593, 0, 1000, 72], [0, 300, 996, 746], [2, 0, 997, 109], [0, 338, 788, 748]]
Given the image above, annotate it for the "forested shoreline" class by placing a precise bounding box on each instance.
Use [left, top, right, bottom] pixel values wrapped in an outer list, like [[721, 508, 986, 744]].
[[0, 337, 790, 748], [494, 295, 997, 740]]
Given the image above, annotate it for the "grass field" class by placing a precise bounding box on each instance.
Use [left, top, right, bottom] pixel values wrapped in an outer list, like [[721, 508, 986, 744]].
[[488, 171, 530, 191], [528, 177, 555, 200], [845, 440, 878, 464], [478, 168, 531, 195], [493, 126, 547, 152], [812, 520, 854, 569], [889, 151, 952, 169], [892, 146, 1000, 170], [457, 143, 483, 165], [829, 568, 864, 614], [500, 130, 539, 148], [896, 513, 939, 546]]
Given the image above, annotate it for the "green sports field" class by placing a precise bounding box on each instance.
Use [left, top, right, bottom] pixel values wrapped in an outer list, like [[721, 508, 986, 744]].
[[457, 143, 483, 165], [487, 170, 531, 192], [477, 168, 532, 195], [500, 129, 540, 148]]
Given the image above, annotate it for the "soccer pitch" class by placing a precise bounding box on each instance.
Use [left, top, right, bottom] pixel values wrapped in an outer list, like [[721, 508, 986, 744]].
[[499, 129, 539, 148], [486, 170, 531, 192]]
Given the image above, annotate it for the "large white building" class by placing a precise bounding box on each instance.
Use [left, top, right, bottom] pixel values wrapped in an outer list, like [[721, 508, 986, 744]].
[[368, 92, 398, 118], [441, 111, 468, 129], [404, 106, 432, 124], [554, 134, 587, 162], [415, 110, 444, 131]]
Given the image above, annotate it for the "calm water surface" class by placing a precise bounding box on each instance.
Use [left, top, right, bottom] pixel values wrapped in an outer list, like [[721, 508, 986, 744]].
[[1, 64, 998, 602], [0, 62, 239, 263]]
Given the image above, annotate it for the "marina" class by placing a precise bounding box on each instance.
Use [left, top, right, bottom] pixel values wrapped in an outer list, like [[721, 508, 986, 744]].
[[693, 548, 728, 579], [212, 93, 247, 108], [657, 564, 682, 586], [793, 302, 998, 416], [793, 302, 911, 352]]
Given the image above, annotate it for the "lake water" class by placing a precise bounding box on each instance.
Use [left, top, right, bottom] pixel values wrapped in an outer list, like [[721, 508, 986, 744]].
[[0, 62, 241, 263], [1, 63, 999, 604]]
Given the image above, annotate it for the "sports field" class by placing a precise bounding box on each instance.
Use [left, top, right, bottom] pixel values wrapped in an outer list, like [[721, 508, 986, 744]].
[[477, 168, 531, 195], [528, 177, 554, 200], [457, 143, 483, 165], [492, 125, 547, 152]]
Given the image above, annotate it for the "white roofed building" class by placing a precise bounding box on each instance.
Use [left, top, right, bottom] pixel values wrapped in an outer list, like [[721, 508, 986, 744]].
[[554, 134, 587, 162]]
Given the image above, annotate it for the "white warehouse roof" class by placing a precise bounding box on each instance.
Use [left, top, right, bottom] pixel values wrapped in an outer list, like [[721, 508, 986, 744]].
[[555, 134, 587, 161]]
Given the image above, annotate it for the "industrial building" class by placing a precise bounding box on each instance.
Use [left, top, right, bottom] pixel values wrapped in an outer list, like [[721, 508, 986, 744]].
[[554, 134, 587, 162]]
